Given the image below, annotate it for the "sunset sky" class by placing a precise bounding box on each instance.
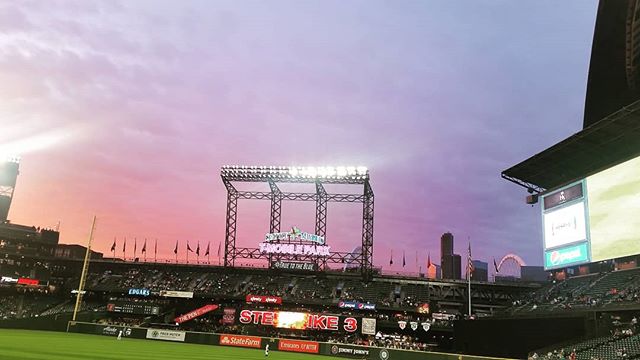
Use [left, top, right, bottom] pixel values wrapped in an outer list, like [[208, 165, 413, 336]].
[[0, 1, 598, 271]]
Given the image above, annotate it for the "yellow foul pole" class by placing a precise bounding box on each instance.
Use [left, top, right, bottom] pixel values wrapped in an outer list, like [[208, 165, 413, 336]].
[[72, 215, 97, 322]]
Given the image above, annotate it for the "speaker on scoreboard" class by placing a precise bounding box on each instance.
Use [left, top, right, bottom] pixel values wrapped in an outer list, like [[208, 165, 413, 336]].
[[526, 194, 538, 205]]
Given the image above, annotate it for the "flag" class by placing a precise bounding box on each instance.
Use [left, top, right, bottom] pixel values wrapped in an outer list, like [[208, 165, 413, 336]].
[[196, 242, 200, 256], [493, 258, 499, 273], [142, 239, 147, 254], [427, 253, 432, 268], [110, 238, 116, 252], [468, 243, 474, 278], [174, 240, 178, 254], [123, 238, 126, 253], [154, 239, 158, 256], [205, 242, 210, 256], [402, 251, 406, 268], [134, 238, 137, 255], [217, 242, 221, 257], [389, 250, 393, 266], [187, 241, 193, 252]]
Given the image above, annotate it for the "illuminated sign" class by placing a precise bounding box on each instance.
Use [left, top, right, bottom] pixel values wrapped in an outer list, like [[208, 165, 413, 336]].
[[17, 278, 38, 286], [265, 226, 325, 245], [544, 243, 590, 269], [259, 243, 330, 256], [159, 290, 193, 298], [245, 295, 282, 304], [272, 261, 317, 271], [0, 276, 18, 283], [128, 288, 150, 296], [338, 301, 375, 311], [238, 310, 358, 332]]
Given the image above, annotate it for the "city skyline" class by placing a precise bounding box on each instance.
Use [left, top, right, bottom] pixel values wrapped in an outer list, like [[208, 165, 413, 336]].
[[0, 0, 599, 270]]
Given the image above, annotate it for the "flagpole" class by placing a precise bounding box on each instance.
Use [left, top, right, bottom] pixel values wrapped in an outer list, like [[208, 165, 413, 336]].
[[468, 240, 472, 317], [154, 239, 157, 263], [186, 241, 189, 264]]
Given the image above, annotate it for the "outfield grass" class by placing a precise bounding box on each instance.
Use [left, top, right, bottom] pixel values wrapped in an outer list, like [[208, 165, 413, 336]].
[[0, 329, 344, 360]]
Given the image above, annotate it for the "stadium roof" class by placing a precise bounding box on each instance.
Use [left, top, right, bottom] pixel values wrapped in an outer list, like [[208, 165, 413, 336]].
[[502, 99, 640, 193]]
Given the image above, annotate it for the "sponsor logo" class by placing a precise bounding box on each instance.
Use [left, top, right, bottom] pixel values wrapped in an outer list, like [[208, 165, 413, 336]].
[[410, 322, 418, 331], [398, 321, 406, 330], [103, 326, 132, 336], [219, 334, 261, 348], [278, 339, 319, 353], [145, 329, 185, 342], [245, 295, 282, 304], [0, 276, 18, 283], [421, 322, 431, 332], [330, 345, 370, 356], [338, 301, 375, 311], [545, 243, 589, 268], [264, 226, 325, 245], [379, 349, 390, 360]]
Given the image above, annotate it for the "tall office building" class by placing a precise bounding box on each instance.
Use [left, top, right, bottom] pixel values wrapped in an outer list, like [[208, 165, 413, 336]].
[[441, 232, 461, 279]]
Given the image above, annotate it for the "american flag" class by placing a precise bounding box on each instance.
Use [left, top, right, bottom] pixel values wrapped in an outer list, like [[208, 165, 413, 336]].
[[468, 243, 474, 279]]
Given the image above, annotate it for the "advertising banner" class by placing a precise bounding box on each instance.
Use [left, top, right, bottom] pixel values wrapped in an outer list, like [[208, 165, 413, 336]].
[[219, 334, 261, 348], [338, 301, 375, 311], [145, 329, 185, 342], [544, 242, 590, 269], [159, 290, 193, 298], [278, 339, 319, 353], [361, 318, 376, 335], [223, 308, 236, 325], [245, 295, 282, 304], [102, 326, 132, 337], [271, 261, 317, 271], [17, 278, 39, 286], [328, 344, 371, 358], [432, 313, 456, 320], [174, 304, 219, 324], [239, 309, 358, 332], [0, 276, 18, 283]]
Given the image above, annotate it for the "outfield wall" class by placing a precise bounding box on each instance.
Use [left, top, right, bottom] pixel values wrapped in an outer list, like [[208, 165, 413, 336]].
[[68, 322, 514, 360]]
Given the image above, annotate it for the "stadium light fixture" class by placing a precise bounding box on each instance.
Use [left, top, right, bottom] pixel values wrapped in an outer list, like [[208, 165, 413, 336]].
[[221, 165, 369, 181]]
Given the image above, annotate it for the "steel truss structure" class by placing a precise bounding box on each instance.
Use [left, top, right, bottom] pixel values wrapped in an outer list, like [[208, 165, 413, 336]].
[[221, 166, 374, 279]]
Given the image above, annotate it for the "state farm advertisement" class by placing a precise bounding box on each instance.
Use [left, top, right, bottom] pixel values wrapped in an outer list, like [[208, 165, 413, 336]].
[[239, 309, 358, 332], [278, 339, 319, 353], [245, 294, 282, 304], [174, 304, 218, 324], [219, 334, 262, 348]]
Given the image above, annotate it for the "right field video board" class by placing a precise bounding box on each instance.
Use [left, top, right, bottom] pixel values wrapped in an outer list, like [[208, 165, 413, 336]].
[[542, 155, 640, 269]]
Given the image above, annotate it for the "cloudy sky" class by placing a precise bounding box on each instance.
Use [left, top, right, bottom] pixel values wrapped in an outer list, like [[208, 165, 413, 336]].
[[0, 0, 598, 271]]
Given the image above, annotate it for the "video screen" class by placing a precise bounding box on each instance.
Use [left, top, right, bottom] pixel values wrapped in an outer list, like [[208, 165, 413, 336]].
[[587, 155, 640, 262], [541, 155, 640, 269], [274, 311, 309, 330], [543, 201, 588, 249]]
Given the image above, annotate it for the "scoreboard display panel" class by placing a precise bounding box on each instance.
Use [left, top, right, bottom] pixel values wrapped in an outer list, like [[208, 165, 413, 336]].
[[541, 155, 640, 269]]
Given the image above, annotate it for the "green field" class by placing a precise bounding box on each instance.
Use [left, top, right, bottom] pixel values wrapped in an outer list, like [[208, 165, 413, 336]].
[[0, 329, 344, 360]]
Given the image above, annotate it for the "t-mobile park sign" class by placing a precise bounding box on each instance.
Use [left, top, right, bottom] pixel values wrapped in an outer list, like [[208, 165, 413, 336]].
[[259, 227, 331, 256]]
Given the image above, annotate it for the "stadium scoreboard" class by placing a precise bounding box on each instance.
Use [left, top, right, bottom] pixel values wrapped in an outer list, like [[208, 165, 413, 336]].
[[541, 154, 640, 269]]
